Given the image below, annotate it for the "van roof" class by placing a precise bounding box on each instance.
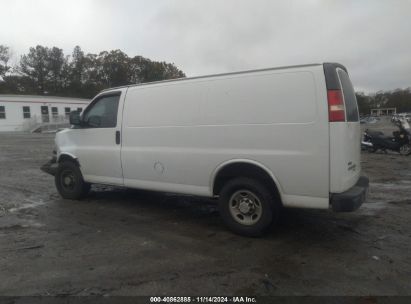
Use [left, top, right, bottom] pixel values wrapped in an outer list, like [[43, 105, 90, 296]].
[[102, 63, 324, 92]]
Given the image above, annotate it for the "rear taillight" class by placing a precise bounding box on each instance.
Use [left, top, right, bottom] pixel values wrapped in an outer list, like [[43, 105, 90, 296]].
[[327, 90, 345, 122]]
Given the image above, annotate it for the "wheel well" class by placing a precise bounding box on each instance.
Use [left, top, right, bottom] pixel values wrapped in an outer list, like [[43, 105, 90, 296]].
[[58, 154, 79, 166], [213, 162, 281, 201]]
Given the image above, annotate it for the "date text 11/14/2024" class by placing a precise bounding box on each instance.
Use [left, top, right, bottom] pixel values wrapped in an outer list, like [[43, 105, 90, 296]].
[[150, 297, 257, 303]]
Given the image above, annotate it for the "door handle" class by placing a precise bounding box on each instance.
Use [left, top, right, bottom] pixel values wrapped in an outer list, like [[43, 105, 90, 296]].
[[115, 130, 121, 145]]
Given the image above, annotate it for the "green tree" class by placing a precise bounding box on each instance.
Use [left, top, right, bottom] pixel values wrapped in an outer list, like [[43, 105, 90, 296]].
[[97, 49, 131, 87], [356, 92, 371, 115], [68, 46, 86, 96], [139, 60, 185, 83], [47, 47, 68, 94], [71, 46, 85, 83], [20, 45, 50, 94], [0, 75, 36, 94], [0, 45, 11, 78], [4, 44, 186, 98], [384, 88, 411, 113], [356, 89, 411, 115]]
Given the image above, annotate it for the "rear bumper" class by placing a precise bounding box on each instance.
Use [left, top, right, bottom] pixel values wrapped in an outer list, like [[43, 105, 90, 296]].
[[40, 156, 58, 176], [330, 176, 369, 212]]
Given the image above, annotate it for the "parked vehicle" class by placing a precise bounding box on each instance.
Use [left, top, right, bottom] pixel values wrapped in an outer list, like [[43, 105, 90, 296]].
[[41, 63, 369, 236], [360, 116, 378, 124], [361, 130, 383, 150], [392, 113, 411, 123], [391, 114, 399, 123], [363, 119, 411, 155]]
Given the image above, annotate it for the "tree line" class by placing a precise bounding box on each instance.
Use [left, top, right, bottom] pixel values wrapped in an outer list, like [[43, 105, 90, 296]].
[[356, 89, 411, 115], [0, 45, 185, 98], [0, 45, 410, 113]]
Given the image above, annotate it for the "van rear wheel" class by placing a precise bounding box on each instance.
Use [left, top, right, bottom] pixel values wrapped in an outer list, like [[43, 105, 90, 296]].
[[55, 161, 90, 200], [218, 177, 279, 237]]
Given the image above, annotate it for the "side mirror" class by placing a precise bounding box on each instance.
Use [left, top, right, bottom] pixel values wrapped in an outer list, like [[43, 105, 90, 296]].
[[69, 111, 81, 126], [86, 115, 101, 128]]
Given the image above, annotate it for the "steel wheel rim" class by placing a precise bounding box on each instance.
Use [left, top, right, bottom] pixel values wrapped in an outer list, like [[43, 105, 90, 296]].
[[229, 190, 262, 226], [61, 169, 76, 191]]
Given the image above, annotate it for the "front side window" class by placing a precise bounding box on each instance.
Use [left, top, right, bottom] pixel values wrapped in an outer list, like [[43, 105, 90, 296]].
[[0, 106, 5, 119], [23, 106, 31, 119], [82, 94, 120, 128]]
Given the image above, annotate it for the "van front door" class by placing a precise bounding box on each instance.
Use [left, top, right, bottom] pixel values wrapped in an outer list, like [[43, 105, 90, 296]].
[[68, 91, 124, 185]]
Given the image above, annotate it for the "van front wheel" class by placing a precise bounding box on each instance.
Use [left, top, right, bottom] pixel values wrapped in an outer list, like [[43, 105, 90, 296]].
[[218, 178, 279, 237], [55, 161, 90, 200]]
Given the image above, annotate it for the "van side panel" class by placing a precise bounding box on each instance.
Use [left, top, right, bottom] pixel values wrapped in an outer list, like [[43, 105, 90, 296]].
[[121, 66, 330, 208]]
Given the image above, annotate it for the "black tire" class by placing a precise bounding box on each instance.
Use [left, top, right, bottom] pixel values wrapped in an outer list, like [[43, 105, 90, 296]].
[[55, 161, 90, 200], [218, 177, 280, 237]]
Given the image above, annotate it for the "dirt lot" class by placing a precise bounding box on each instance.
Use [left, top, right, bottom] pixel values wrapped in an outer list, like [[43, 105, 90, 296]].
[[1, 127, 411, 296]]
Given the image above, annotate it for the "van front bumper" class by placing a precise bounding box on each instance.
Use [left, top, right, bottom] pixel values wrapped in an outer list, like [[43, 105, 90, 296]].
[[40, 156, 58, 176], [330, 176, 369, 212]]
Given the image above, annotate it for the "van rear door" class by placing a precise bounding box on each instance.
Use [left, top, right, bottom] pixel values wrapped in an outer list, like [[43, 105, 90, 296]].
[[325, 63, 361, 193]]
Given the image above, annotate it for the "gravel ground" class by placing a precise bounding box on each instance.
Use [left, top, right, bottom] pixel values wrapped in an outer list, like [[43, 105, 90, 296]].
[[0, 125, 411, 296]]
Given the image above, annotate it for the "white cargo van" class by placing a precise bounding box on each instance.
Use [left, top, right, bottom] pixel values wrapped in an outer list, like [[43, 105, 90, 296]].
[[42, 63, 369, 236]]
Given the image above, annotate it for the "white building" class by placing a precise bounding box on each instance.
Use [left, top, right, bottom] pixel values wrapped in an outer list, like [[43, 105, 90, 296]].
[[370, 107, 396, 116], [0, 95, 90, 132]]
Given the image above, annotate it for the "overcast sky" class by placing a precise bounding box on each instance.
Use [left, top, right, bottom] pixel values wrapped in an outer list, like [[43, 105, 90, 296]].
[[1, 0, 410, 92]]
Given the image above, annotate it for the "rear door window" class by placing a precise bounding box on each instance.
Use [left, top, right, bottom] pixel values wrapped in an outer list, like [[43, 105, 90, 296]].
[[337, 69, 359, 122]]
